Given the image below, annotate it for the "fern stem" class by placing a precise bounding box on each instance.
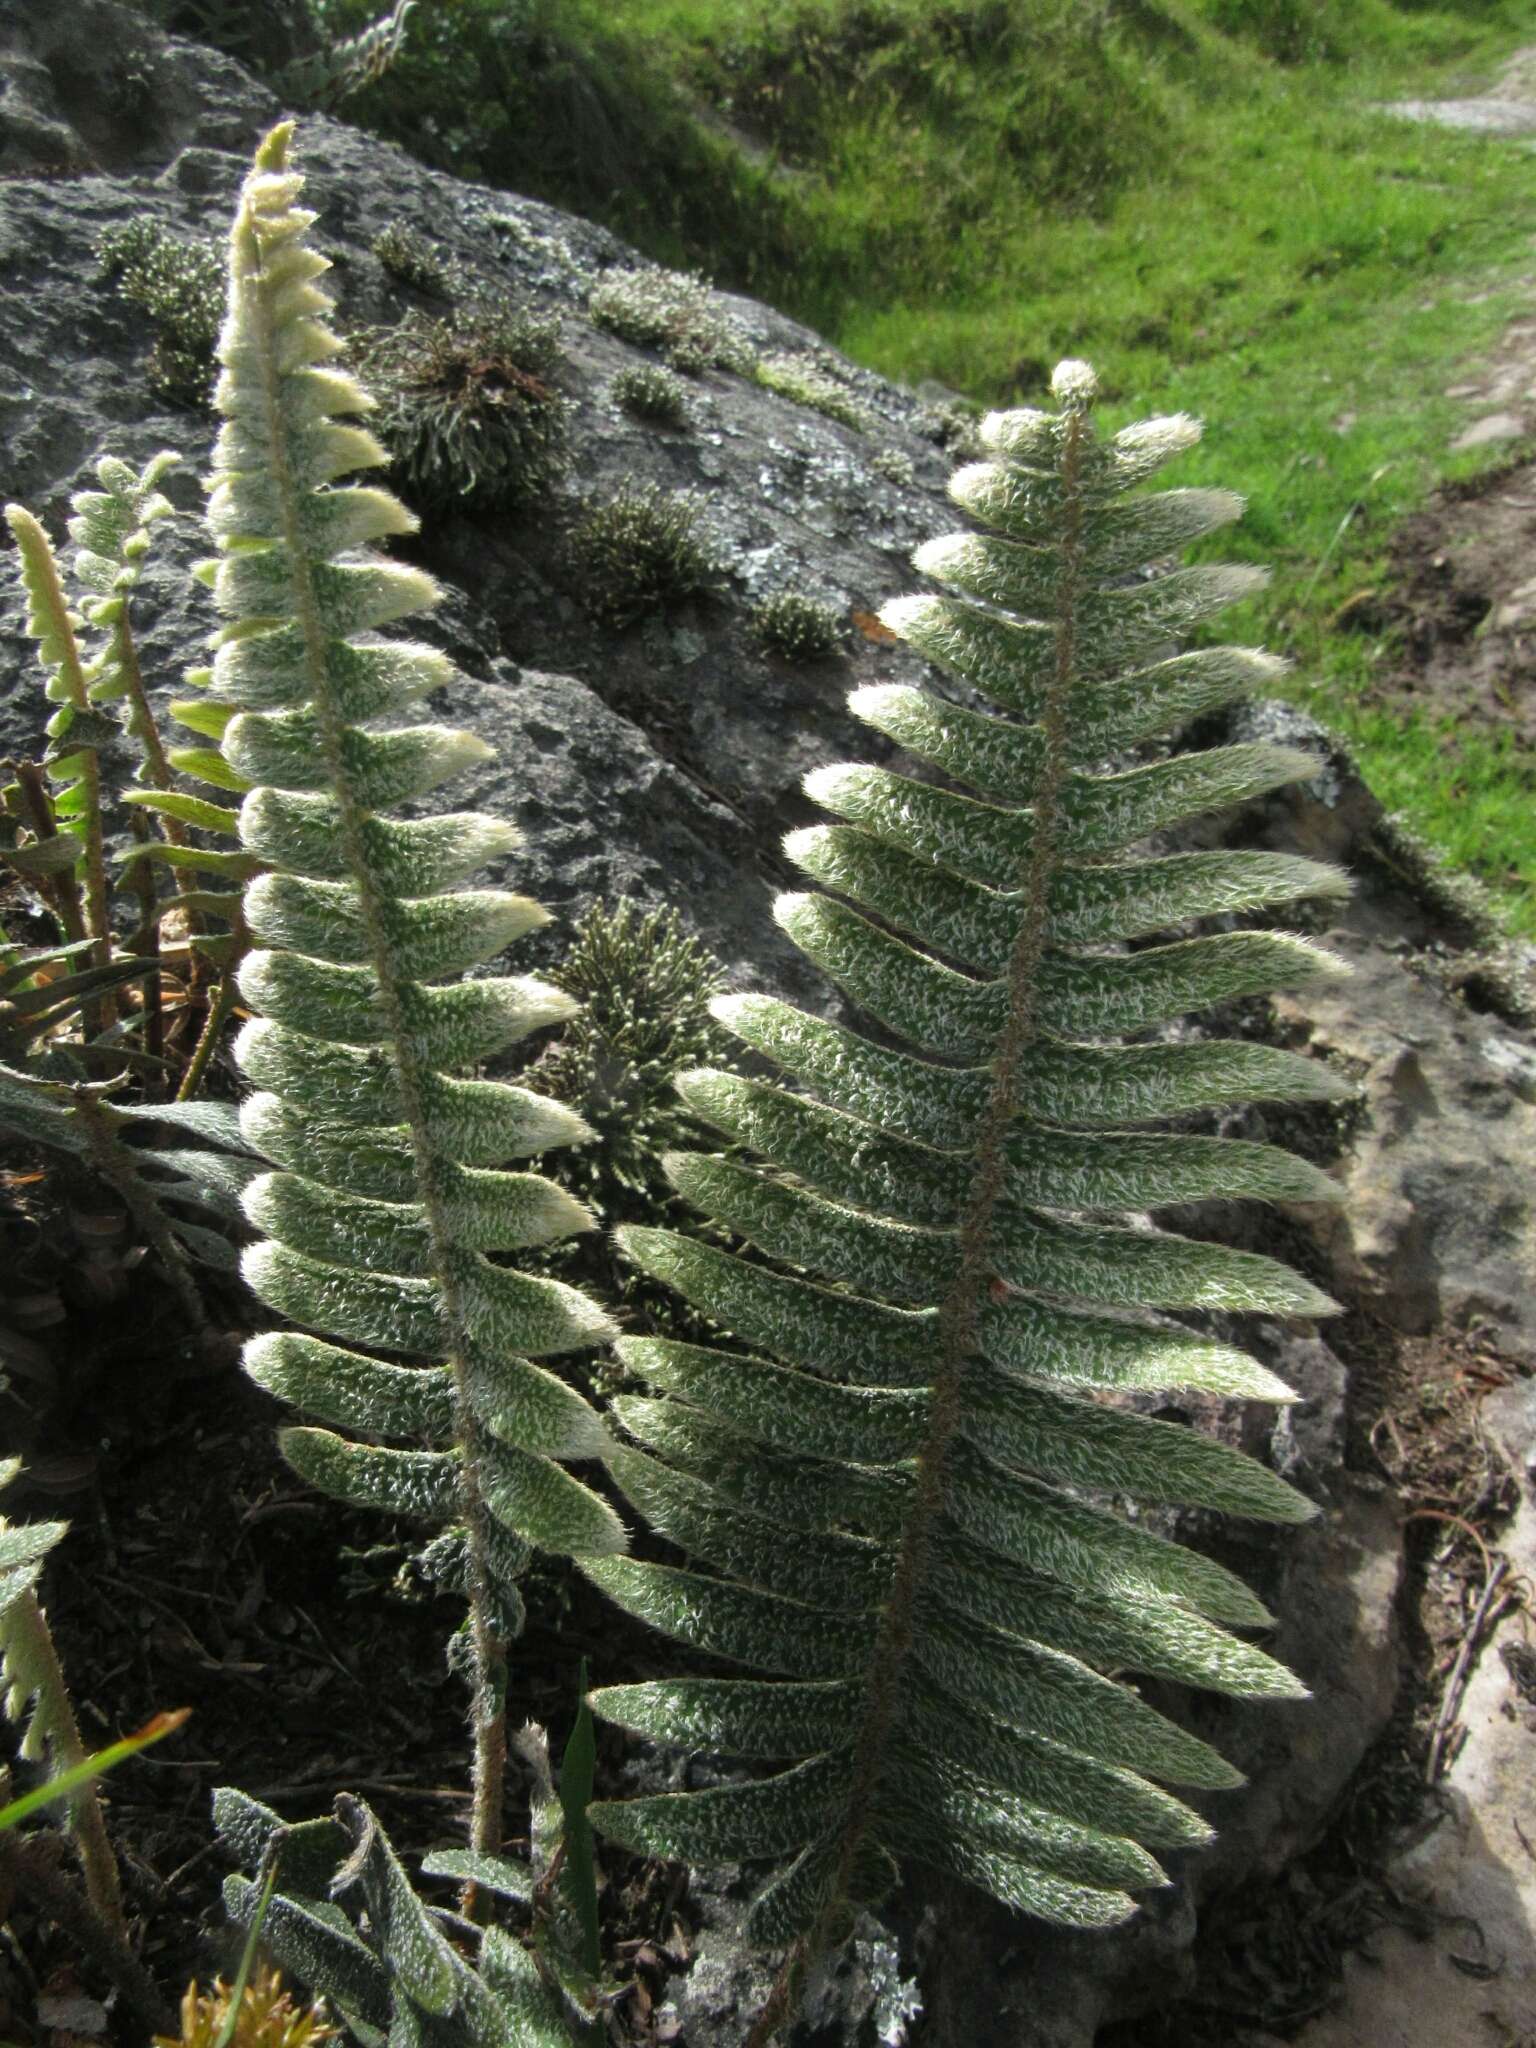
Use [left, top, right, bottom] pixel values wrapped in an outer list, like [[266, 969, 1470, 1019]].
[[71, 1088, 209, 1336], [6, 510, 117, 1037], [2, 1826, 169, 2032], [124, 809, 165, 1067], [174, 928, 245, 1102], [115, 609, 202, 975], [749, 401, 1090, 2041], [113, 613, 183, 829], [241, 190, 510, 1884], [12, 759, 88, 953], [2, 1591, 126, 1939]]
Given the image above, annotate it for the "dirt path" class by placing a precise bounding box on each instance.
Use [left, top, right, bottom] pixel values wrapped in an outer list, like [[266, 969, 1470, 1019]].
[[1378, 309, 1536, 761], [1367, 52, 1536, 761], [1386, 43, 1536, 134]]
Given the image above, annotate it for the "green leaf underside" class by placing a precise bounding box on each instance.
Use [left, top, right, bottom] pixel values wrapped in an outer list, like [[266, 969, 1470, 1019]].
[[479, 1438, 626, 1557], [419, 1847, 534, 1901], [588, 1677, 860, 1759], [618, 1227, 1314, 1416], [746, 1832, 898, 1945], [803, 743, 1314, 871], [666, 1146, 1336, 1317], [244, 1237, 614, 1361], [780, 892, 1342, 1057], [211, 1784, 350, 1898], [478, 1923, 586, 2043], [223, 1875, 390, 2026], [590, 367, 1338, 1939], [791, 820, 1346, 960], [715, 993, 1353, 1139], [328, 1795, 460, 2014]]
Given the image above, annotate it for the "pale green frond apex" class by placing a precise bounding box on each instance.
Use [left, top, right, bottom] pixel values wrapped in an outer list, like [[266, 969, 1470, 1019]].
[[254, 120, 297, 173], [1051, 358, 1098, 406]]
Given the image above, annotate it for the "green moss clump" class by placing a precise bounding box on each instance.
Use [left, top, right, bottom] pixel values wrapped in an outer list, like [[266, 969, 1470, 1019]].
[[612, 364, 689, 429], [755, 351, 867, 431], [354, 303, 570, 512], [871, 446, 916, 487], [567, 482, 717, 630], [589, 266, 750, 375], [527, 900, 739, 1366], [371, 222, 454, 298], [917, 397, 985, 458], [98, 221, 223, 408], [751, 590, 843, 664], [530, 900, 735, 1217]]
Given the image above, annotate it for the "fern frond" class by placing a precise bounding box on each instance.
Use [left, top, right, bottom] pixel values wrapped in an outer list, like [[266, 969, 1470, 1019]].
[[48, 443, 257, 1082], [213, 125, 622, 1864], [214, 1788, 587, 2047], [0, 1063, 227, 1320], [4, 505, 115, 1015], [277, 0, 416, 111], [585, 360, 1348, 2009], [69, 451, 182, 787], [0, 1463, 125, 1935]]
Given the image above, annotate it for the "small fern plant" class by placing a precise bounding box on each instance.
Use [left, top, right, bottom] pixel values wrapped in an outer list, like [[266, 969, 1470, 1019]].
[[2, 451, 255, 1089], [581, 361, 1354, 2029], [4, 505, 119, 1026], [214, 1786, 594, 2048], [208, 124, 624, 1863]]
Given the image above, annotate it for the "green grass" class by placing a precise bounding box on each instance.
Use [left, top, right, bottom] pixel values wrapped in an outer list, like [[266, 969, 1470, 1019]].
[[328, 0, 1536, 929]]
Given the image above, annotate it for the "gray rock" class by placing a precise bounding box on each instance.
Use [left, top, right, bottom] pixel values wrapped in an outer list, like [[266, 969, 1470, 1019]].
[[1284, 1378, 1536, 2048], [1382, 96, 1536, 135], [3, 12, 1534, 2044], [1450, 410, 1525, 451], [663, 1886, 781, 2048], [0, 3, 951, 928], [0, 2, 279, 176], [1268, 922, 1536, 1368]]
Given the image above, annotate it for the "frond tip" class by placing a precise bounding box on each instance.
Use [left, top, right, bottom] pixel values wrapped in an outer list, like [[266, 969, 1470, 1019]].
[[588, 359, 1348, 1985]]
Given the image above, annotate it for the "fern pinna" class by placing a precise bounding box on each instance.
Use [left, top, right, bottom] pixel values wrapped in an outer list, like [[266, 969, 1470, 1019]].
[[209, 126, 623, 1859], [583, 361, 1352, 2018]]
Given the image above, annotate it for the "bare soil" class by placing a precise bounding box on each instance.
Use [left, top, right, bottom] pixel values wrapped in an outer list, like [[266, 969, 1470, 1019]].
[[1372, 443, 1536, 756]]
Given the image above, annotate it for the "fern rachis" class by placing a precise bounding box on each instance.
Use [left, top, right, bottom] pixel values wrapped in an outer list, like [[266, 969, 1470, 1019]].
[[582, 360, 1350, 2030], [213, 125, 624, 1875]]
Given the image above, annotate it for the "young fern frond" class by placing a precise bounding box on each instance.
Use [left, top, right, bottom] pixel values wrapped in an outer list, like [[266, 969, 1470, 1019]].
[[66, 447, 252, 1073], [0, 1460, 125, 1938], [215, 1787, 587, 2048], [214, 125, 624, 1861], [70, 451, 183, 810], [4, 507, 116, 1025], [584, 362, 1351, 2019], [277, 0, 417, 113], [3, 455, 254, 1081]]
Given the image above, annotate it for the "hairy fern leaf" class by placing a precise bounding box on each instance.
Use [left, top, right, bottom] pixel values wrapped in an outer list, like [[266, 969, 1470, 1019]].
[[215, 1788, 589, 2047], [213, 125, 622, 1861], [585, 362, 1348, 2011], [4, 506, 116, 1017], [69, 451, 182, 794]]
